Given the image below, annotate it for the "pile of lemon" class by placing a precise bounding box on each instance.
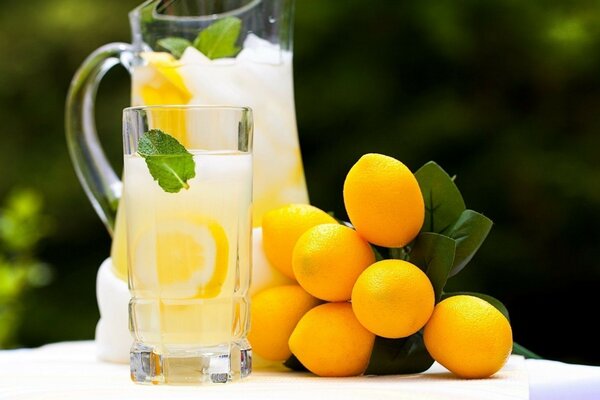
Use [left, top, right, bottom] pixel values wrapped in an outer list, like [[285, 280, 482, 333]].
[[249, 153, 513, 379]]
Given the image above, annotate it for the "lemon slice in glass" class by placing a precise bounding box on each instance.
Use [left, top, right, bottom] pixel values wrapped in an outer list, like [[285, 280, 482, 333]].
[[130, 214, 229, 299]]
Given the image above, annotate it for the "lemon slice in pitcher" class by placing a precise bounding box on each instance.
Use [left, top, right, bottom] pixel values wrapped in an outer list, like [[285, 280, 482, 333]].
[[130, 215, 229, 299], [133, 52, 193, 145], [138, 52, 192, 106]]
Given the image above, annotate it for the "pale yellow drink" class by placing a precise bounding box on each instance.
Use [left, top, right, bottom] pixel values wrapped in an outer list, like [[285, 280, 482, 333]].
[[133, 34, 307, 223], [125, 151, 252, 348], [112, 35, 308, 280]]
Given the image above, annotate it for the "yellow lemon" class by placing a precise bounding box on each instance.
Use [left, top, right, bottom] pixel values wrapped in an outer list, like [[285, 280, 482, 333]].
[[292, 224, 375, 301], [343, 153, 424, 248], [129, 214, 229, 299], [134, 52, 193, 146], [138, 52, 192, 106], [250, 227, 295, 296], [351, 259, 434, 338], [248, 285, 321, 361], [262, 204, 337, 279], [289, 302, 375, 377], [110, 200, 128, 281], [424, 295, 513, 379]]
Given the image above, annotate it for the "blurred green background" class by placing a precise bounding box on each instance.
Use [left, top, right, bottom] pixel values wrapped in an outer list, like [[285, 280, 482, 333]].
[[0, 0, 599, 365]]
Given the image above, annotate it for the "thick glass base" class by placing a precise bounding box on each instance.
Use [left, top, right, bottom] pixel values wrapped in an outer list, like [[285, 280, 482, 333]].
[[130, 340, 252, 385]]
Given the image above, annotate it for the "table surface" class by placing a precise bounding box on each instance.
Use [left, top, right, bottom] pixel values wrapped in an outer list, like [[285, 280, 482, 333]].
[[0, 341, 598, 400]]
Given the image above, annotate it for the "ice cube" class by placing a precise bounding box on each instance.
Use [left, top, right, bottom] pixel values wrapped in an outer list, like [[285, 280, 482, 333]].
[[180, 46, 212, 65], [242, 33, 278, 51], [211, 58, 237, 65], [238, 33, 282, 64]]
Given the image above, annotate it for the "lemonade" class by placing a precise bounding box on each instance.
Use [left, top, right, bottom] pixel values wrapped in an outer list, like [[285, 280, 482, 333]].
[[132, 34, 308, 223], [111, 34, 308, 281], [124, 121, 253, 384]]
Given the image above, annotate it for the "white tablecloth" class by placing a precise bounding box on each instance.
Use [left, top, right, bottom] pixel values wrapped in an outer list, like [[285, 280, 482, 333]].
[[0, 341, 598, 399]]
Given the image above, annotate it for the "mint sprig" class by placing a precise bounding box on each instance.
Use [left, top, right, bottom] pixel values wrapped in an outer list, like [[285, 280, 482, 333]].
[[137, 129, 195, 193], [156, 17, 242, 59], [193, 17, 242, 59], [157, 37, 192, 58]]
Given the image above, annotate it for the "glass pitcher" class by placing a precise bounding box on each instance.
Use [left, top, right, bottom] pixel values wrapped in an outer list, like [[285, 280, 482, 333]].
[[66, 0, 308, 279]]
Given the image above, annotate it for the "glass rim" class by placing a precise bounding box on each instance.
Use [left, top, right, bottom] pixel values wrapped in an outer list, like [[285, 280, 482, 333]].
[[132, 0, 263, 23], [123, 105, 253, 113]]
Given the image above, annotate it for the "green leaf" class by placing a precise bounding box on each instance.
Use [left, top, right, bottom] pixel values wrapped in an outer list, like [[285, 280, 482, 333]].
[[442, 291, 510, 321], [157, 37, 192, 58], [283, 354, 308, 372], [137, 129, 196, 193], [415, 162, 465, 234], [193, 17, 242, 59], [365, 332, 434, 375], [371, 245, 385, 261], [446, 210, 493, 277], [409, 232, 456, 301], [512, 342, 543, 359], [389, 247, 409, 261]]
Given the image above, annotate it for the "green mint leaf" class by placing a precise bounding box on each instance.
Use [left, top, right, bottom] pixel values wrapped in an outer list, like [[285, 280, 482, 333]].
[[137, 129, 195, 193], [193, 17, 242, 59], [157, 37, 192, 58]]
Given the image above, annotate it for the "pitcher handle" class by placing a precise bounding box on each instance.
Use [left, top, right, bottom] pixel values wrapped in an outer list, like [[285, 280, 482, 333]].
[[65, 43, 135, 235]]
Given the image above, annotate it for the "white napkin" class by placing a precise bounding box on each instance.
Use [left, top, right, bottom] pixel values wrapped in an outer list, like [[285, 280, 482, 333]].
[[527, 359, 600, 400], [95, 258, 131, 363], [0, 342, 531, 400]]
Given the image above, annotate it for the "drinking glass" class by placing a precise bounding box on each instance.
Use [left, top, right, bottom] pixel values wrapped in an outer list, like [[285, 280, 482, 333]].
[[123, 105, 253, 384]]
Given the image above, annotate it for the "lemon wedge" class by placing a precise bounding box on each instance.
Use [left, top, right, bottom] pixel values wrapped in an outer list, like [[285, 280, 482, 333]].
[[139, 52, 192, 106], [110, 200, 128, 281], [135, 52, 193, 145], [130, 214, 229, 299]]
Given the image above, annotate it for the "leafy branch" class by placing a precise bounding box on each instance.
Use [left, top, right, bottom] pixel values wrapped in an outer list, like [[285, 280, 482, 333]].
[[0, 189, 53, 347]]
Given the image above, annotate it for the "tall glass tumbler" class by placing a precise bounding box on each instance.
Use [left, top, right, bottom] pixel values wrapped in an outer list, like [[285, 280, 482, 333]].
[[123, 106, 253, 384]]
